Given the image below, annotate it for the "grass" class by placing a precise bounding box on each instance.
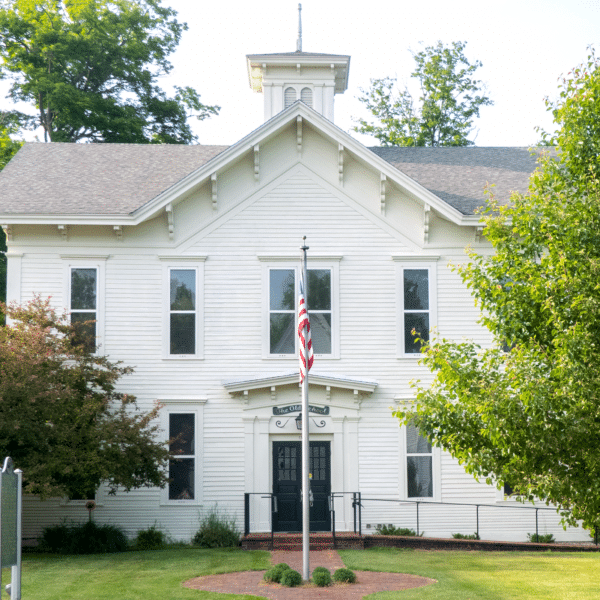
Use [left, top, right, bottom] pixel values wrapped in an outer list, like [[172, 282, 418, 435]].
[[339, 546, 600, 599], [2, 546, 600, 599], [1, 548, 270, 600]]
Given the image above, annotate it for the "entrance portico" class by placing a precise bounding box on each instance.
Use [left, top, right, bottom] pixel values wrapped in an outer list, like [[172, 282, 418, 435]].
[[223, 372, 377, 533]]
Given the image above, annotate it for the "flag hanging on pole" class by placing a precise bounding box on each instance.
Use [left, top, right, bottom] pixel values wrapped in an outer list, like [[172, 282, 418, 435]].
[[298, 270, 313, 382]]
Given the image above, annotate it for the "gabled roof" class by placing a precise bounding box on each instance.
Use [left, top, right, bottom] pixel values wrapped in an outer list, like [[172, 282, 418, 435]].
[[0, 143, 227, 215], [0, 103, 544, 225]]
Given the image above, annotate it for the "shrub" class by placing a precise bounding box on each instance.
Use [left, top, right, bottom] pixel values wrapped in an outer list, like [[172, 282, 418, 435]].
[[192, 506, 240, 548], [133, 525, 167, 550], [280, 569, 302, 587], [527, 533, 556, 543], [263, 563, 291, 583], [375, 524, 422, 537], [312, 567, 331, 587], [333, 567, 357, 584], [40, 521, 128, 554], [452, 532, 480, 540]]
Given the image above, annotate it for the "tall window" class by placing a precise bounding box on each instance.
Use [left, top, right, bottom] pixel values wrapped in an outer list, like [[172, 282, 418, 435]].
[[170, 269, 196, 355], [269, 268, 332, 356], [406, 424, 433, 498], [403, 269, 429, 353], [169, 413, 195, 500], [70, 267, 97, 352]]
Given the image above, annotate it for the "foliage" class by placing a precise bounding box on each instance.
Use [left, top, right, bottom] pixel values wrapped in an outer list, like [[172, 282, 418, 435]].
[[40, 521, 128, 554], [280, 568, 302, 587], [0, 110, 27, 170], [0, 296, 170, 498], [263, 562, 291, 583], [354, 41, 492, 146], [312, 567, 331, 587], [192, 506, 240, 548], [527, 533, 556, 544], [452, 532, 480, 540], [394, 49, 600, 531], [0, 0, 219, 144], [332, 567, 357, 584], [133, 525, 167, 550], [375, 524, 422, 537]]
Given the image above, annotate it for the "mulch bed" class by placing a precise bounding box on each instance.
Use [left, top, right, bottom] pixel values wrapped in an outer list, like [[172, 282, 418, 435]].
[[182, 549, 435, 599]]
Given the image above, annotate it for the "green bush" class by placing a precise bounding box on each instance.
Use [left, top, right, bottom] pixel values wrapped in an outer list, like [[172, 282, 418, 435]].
[[333, 567, 357, 583], [133, 525, 167, 550], [312, 567, 331, 587], [280, 569, 302, 587], [40, 521, 128, 554], [527, 533, 556, 543], [192, 506, 240, 548], [263, 563, 291, 583], [375, 524, 422, 536], [452, 532, 480, 540]]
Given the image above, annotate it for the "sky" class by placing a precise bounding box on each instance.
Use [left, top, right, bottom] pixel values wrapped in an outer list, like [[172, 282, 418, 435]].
[[5, 0, 600, 147]]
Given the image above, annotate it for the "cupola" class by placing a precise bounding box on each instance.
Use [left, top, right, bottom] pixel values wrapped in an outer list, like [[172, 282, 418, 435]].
[[246, 5, 350, 122]]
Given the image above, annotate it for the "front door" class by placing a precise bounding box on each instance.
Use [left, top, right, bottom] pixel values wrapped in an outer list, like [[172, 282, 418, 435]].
[[272, 441, 331, 532]]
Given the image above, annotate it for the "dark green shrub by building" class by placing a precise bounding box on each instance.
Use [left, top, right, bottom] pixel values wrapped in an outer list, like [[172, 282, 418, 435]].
[[452, 532, 480, 540], [133, 525, 167, 550], [40, 521, 128, 554], [375, 524, 422, 536], [192, 506, 240, 548], [263, 563, 291, 583], [527, 533, 555, 543], [333, 567, 357, 583], [312, 567, 331, 587], [280, 569, 302, 587]]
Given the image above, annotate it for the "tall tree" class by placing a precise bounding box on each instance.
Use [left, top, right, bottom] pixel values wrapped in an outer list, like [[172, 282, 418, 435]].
[[394, 49, 600, 531], [0, 0, 219, 144], [354, 41, 492, 146], [0, 296, 171, 498]]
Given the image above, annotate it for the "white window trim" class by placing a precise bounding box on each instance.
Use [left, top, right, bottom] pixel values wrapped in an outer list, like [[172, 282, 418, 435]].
[[260, 259, 340, 360], [62, 258, 106, 355], [396, 397, 441, 502], [394, 258, 438, 358], [161, 259, 205, 360], [159, 399, 206, 506]]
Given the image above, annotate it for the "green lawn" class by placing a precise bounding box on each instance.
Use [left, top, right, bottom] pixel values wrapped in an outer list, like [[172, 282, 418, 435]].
[[340, 546, 600, 600], [2, 546, 599, 600]]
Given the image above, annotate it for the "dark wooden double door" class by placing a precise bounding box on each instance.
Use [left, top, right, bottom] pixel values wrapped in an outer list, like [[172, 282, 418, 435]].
[[272, 441, 331, 532]]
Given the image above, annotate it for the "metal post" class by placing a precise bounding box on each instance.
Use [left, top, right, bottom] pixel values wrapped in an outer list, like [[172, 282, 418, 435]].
[[416, 502, 420, 537], [300, 239, 310, 581], [358, 492, 362, 536], [353, 493, 357, 533], [244, 494, 250, 536], [476, 505, 479, 539], [12, 469, 22, 600], [535, 508, 539, 540], [330, 495, 336, 548]]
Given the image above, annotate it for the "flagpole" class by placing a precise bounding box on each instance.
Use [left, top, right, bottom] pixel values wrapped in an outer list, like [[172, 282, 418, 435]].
[[300, 237, 310, 582]]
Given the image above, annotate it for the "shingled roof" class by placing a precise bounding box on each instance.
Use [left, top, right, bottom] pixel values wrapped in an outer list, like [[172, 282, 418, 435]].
[[0, 142, 542, 218], [369, 146, 541, 215], [0, 142, 228, 215]]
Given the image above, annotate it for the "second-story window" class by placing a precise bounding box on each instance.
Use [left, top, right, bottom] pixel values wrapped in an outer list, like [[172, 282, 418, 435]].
[[170, 269, 196, 355], [70, 267, 97, 352]]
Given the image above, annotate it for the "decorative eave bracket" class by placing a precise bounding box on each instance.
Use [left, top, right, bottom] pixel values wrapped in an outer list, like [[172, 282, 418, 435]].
[[297, 116, 303, 153], [338, 144, 344, 185], [166, 203, 174, 241], [211, 173, 218, 211], [380, 174, 387, 215], [423, 204, 431, 244], [113, 225, 123, 241], [57, 224, 68, 242], [475, 225, 485, 243], [254, 144, 260, 181]]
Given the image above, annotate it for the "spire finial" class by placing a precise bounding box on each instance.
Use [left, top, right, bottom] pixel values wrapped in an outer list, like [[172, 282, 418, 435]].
[[297, 4, 302, 52]]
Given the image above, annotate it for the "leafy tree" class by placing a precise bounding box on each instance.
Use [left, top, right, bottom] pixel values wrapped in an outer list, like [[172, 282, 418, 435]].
[[0, 0, 219, 143], [394, 49, 600, 531], [0, 296, 170, 499], [354, 41, 492, 146]]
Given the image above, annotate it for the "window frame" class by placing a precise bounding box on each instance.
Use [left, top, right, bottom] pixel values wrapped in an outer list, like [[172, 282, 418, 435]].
[[260, 258, 340, 360], [62, 257, 106, 355], [396, 400, 441, 502], [161, 259, 205, 360], [159, 399, 205, 506], [395, 259, 438, 358]]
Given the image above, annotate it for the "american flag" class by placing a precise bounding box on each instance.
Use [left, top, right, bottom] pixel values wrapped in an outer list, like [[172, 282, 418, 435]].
[[298, 270, 313, 382]]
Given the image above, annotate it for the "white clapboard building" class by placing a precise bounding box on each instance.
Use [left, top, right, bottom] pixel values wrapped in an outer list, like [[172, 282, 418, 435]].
[[0, 44, 589, 544]]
